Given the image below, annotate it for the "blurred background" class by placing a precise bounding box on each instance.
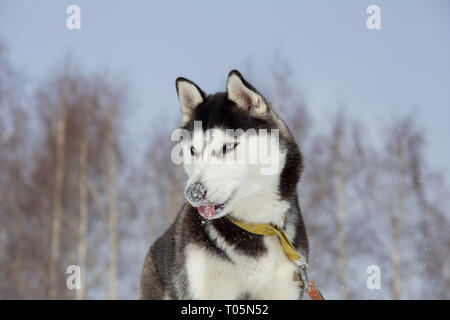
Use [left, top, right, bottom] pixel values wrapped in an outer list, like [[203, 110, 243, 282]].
[[0, 0, 449, 299]]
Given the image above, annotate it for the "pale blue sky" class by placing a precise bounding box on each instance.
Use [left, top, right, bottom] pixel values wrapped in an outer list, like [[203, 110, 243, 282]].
[[1, 0, 449, 172]]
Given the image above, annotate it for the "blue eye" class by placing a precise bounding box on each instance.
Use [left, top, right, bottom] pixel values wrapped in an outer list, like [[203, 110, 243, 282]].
[[223, 142, 238, 153], [190, 146, 197, 155]]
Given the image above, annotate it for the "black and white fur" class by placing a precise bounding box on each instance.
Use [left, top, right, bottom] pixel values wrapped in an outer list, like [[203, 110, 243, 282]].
[[139, 70, 308, 299]]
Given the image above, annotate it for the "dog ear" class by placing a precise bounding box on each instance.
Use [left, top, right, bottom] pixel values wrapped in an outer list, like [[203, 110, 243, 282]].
[[176, 77, 206, 123], [226, 70, 268, 118]]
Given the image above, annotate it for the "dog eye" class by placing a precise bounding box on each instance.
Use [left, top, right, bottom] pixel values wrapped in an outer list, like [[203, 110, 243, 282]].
[[223, 142, 238, 153], [190, 146, 197, 156]]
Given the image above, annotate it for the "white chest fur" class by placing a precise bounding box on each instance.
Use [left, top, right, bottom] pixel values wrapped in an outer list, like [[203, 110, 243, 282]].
[[184, 225, 301, 299]]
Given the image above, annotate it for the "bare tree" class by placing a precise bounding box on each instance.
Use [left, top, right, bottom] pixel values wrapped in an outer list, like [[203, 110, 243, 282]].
[[0, 43, 33, 299], [103, 98, 119, 300], [21, 64, 127, 299], [77, 109, 89, 300], [382, 116, 450, 299], [330, 115, 350, 300], [49, 90, 67, 299], [145, 128, 185, 242], [391, 131, 405, 300]]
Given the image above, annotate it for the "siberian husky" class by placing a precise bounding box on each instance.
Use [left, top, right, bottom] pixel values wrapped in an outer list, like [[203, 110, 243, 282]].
[[139, 70, 309, 299]]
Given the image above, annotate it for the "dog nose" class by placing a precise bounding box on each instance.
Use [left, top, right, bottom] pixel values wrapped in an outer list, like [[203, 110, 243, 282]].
[[185, 182, 207, 204]]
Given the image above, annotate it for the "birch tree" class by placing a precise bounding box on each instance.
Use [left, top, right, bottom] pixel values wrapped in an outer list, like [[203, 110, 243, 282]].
[[29, 67, 126, 299], [330, 115, 350, 300], [103, 98, 119, 300], [77, 110, 89, 300], [391, 132, 404, 300], [49, 91, 67, 299]]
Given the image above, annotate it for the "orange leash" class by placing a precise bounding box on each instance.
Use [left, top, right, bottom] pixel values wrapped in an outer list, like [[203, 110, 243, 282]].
[[293, 267, 325, 300], [305, 281, 325, 300]]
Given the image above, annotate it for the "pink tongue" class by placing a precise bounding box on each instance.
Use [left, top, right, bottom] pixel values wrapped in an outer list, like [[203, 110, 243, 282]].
[[197, 205, 215, 219]]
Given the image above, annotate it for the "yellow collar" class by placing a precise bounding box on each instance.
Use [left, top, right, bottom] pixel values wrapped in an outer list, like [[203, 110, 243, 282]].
[[227, 217, 307, 265]]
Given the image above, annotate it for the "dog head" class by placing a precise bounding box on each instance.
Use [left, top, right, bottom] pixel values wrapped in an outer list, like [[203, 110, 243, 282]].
[[175, 70, 302, 221]]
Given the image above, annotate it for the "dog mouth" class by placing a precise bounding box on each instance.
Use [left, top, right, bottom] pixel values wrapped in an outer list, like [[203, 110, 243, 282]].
[[195, 201, 228, 219]]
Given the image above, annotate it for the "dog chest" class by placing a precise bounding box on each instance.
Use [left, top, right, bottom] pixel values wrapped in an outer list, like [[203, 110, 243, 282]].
[[184, 234, 300, 299]]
